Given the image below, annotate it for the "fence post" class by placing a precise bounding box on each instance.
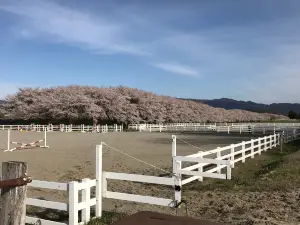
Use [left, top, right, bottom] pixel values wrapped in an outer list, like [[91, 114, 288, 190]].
[[7, 129, 10, 151], [230, 144, 235, 168], [44, 131, 47, 148], [198, 151, 203, 181], [172, 135, 177, 174], [69, 181, 79, 225], [242, 141, 246, 163], [81, 178, 91, 223], [96, 143, 103, 217], [264, 136, 267, 151], [226, 160, 232, 180], [258, 138, 262, 155], [0, 161, 28, 225], [217, 147, 221, 174], [250, 139, 254, 158]]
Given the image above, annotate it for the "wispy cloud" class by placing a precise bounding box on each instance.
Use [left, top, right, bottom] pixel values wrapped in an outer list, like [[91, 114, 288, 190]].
[[0, 0, 146, 55], [151, 62, 199, 77], [1, 0, 300, 102]]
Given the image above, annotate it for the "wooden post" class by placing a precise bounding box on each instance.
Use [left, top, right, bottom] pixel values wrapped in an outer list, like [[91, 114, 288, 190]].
[[0, 161, 28, 225]]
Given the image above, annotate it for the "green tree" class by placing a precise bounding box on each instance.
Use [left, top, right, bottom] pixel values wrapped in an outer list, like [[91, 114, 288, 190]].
[[288, 110, 297, 119]]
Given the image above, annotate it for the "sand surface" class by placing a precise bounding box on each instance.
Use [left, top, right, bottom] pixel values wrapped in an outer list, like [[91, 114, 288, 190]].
[[1, 131, 296, 225]]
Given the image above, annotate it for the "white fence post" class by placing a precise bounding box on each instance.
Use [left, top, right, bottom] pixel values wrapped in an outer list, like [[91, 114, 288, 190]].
[[44, 131, 47, 148], [217, 147, 221, 174], [258, 138, 261, 155], [69, 181, 79, 225], [7, 129, 10, 151], [81, 178, 91, 223], [251, 139, 254, 158], [174, 160, 181, 207], [264, 136, 267, 151], [227, 160, 232, 180], [242, 141, 246, 163], [198, 151, 203, 181], [96, 143, 103, 217], [172, 135, 177, 174], [230, 144, 235, 168]]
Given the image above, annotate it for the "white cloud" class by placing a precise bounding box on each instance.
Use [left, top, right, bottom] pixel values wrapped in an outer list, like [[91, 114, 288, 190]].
[[1, 0, 300, 101], [0, 0, 146, 55], [151, 62, 199, 77]]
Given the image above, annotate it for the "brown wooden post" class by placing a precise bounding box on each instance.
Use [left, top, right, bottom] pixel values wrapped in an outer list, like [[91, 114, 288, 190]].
[[0, 161, 28, 225]]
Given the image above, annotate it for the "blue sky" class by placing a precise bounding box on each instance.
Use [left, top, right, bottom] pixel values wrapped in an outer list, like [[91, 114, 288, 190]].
[[0, 0, 299, 103]]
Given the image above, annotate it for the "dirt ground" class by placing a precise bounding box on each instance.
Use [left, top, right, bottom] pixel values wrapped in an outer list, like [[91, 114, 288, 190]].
[[0, 131, 299, 225]]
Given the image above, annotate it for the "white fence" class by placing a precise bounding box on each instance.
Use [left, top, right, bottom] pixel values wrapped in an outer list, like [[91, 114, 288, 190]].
[[129, 123, 300, 134], [26, 179, 98, 225], [176, 133, 280, 185], [24, 131, 300, 224], [0, 124, 123, 133]]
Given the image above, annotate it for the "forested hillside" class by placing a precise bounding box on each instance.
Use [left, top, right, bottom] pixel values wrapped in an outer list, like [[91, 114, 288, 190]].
[[0, 86, 287, 124], [185, 98, 300, 116]]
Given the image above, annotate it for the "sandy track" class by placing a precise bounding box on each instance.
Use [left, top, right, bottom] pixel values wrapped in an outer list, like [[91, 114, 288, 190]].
[[1, 131, 277, 224], [0, 131, 256, 181]]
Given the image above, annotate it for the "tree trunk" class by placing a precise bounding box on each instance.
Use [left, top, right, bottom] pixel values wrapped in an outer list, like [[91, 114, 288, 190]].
[[0, 161, 28, 225]]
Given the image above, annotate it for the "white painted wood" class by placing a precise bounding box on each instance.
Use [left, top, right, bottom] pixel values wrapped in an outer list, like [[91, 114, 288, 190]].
[[77, 198, 97, 210], [216, 147, 221, 174], [264, 136, 267, 151], [26, 216, 67, 225], [242, 141, 246, 163], [227, 162, 232, 180], [68, 181, 78, 225], [198, 151, 203, 181], [172, 135, 177, 175], [205, 165, 227, 173], [102, 172, 107, 198], [26, 198, 67, 211], [251, 139, 254, 158], [28, 180, 68, 191], [105, 191, 176, 207], [81, 178, 91, 223], [177, 169, 227, 179], [175, 156, 229, 165], [104, 172, 174, 186], [230, 144, 235, 168], [182, 176, 200, 185], [96, 144, 102, 217]]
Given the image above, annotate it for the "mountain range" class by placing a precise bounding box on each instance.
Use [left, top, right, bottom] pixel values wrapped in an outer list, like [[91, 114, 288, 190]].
[[183, 98, 300, 116]]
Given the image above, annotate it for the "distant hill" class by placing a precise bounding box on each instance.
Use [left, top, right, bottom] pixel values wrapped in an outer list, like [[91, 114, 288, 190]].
[[183, 98, 300, 116]]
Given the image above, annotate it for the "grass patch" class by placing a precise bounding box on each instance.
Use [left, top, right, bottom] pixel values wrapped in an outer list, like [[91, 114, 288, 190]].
[[186, 139, 300, 192]]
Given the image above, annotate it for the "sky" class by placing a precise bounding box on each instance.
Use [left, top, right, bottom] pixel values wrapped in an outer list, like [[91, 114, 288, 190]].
[[0, 0, 300, 103]]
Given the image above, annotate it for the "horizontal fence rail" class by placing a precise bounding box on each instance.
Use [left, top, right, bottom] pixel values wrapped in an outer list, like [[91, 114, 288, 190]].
[[172, 133, 285, 186]]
